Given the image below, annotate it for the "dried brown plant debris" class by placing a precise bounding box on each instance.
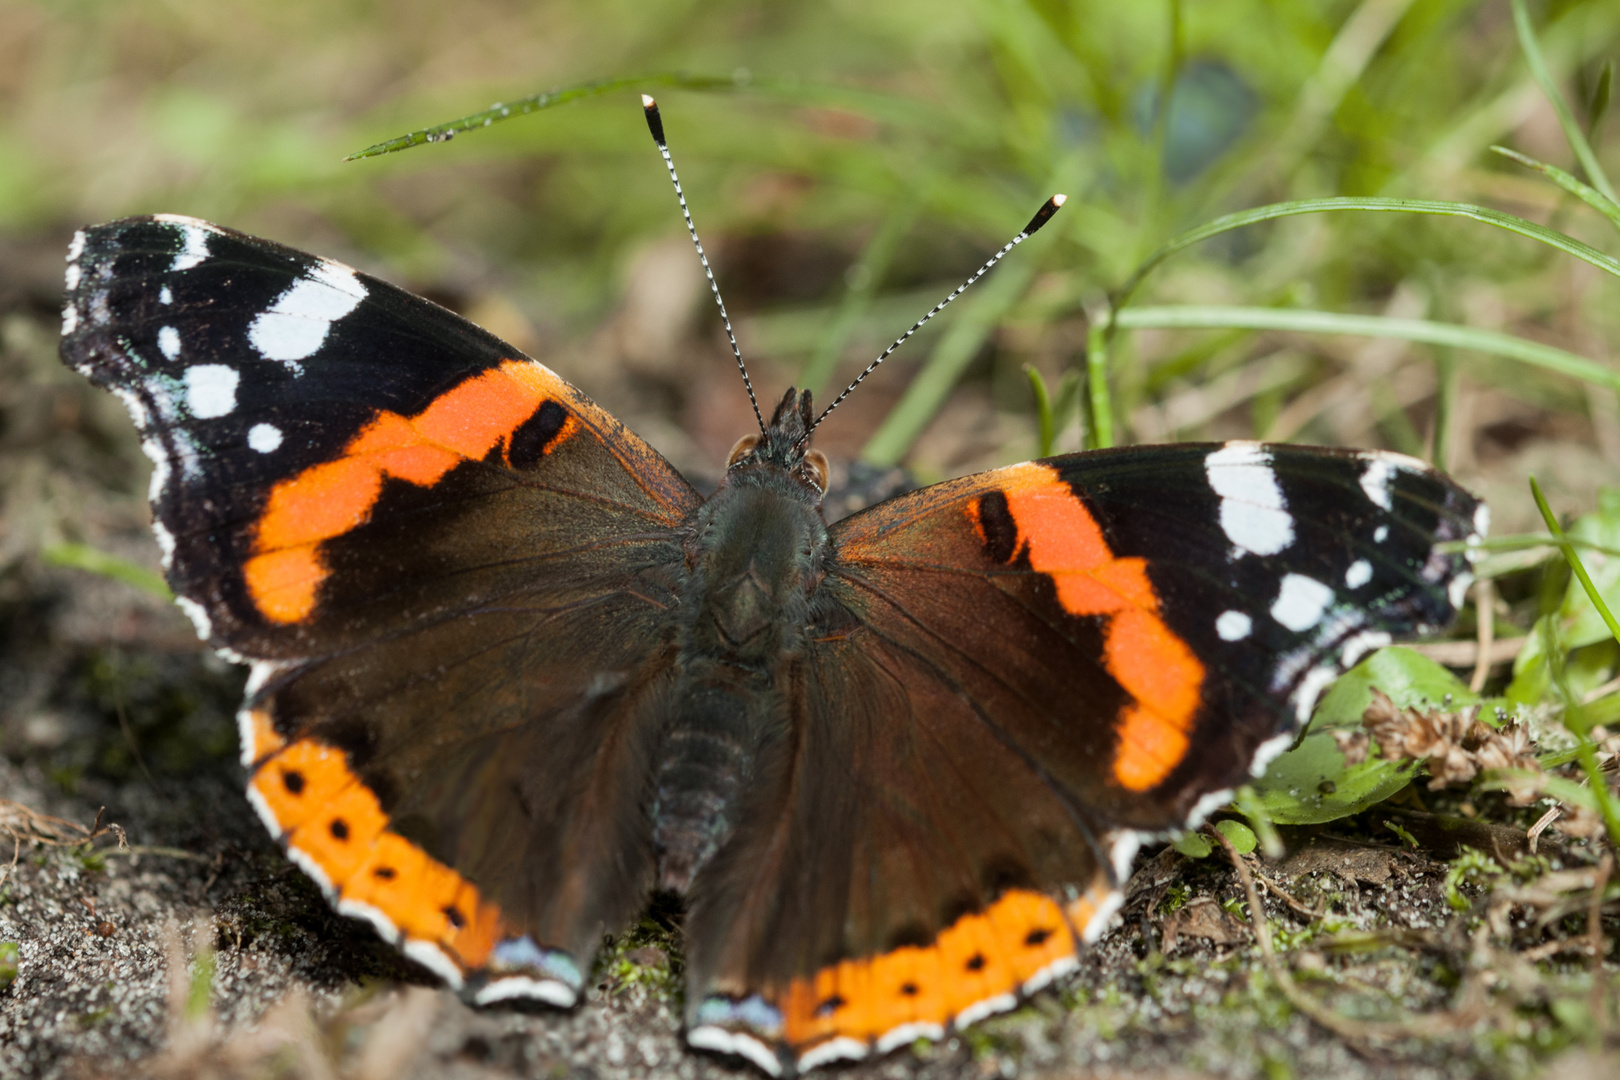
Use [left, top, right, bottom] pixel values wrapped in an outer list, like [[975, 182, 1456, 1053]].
[[0, 798, 126, 891], [1361, 689, 1540, 793]]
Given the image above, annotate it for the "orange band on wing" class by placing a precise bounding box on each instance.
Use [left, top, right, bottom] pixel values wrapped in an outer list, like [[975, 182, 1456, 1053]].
[[245, 360, 578, 624], [248, 735, 504, 972], [969, 462, 1205, 791], [978, 462, 1157, 617], [1106, 608, 1205, 791], [780, 889, 1076, 1051]]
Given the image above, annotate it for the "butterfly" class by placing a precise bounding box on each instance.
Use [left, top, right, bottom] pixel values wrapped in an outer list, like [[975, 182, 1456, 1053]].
[[58, 97, 1485, 1076]]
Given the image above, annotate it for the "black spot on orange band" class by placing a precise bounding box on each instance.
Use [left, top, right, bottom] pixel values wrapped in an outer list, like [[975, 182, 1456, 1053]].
[[779, 889, 1079, 1051]]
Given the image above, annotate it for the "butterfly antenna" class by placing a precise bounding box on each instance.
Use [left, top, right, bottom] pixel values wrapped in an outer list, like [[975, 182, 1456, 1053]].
[[802, 194, 1066, 442], [642, 95, 765, 437]]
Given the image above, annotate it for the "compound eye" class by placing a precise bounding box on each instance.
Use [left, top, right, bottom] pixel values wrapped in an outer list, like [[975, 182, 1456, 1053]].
[[727, 435, 762, 469], [802, 449, 829, 492]]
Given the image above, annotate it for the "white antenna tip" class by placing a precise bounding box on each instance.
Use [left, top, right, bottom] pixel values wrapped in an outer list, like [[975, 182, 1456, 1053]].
[[1052, 193, 1067, 206], [641, 94, 656, 107]]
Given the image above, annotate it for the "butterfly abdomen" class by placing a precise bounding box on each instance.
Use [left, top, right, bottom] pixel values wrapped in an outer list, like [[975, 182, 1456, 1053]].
[[656, 465, 828, 892]]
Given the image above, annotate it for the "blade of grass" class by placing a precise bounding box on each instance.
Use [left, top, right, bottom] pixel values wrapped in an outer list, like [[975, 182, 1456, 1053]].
[[1025, 365, 1055, 457], [1086, 315, 1113, 449], [1529, 475, 1620, 847], [1510, 0, 1618, 204], [1114, 306, 1620, 394], [1491, 145, 1620, 235], [346, 72, 754, 159], [42, 543, 172, 601], [1589, 61, 1613, 139], [1112, 198, 1620, 318]]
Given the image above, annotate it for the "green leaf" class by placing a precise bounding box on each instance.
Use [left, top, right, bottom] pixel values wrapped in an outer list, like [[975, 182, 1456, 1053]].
[[1312, 646, 1478, 726], [1251, 648, 1474, 826], [1214, 819, 1257, 855], [1173, 831, 1213, 858], [1250, 733, 1415, 826], [0, 941, 16, 989]]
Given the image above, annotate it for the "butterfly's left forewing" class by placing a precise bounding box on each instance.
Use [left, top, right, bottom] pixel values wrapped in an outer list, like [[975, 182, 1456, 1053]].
[[682, 441, 1483, 1073], [61, 216, 702, 1005]]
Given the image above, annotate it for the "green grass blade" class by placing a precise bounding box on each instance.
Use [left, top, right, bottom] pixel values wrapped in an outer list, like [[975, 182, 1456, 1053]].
[[1528, 475, 1620, 846], [1025, 365, 1055, 458], [1510, 0, 1618, 204], [1491, 145, 1620, 235], [1086, 317, 1113, 449], [346, 72, 753, 159], [1531, 479, 1620, 648], [1113, 198, 1620, 316], [1589, 61, 1613, 137], [1115, 306, 1620, 393], [42, 543, 172, 600]]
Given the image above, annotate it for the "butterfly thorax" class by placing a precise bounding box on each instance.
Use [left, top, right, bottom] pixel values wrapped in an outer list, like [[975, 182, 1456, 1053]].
[[653, 390, 830, 893]]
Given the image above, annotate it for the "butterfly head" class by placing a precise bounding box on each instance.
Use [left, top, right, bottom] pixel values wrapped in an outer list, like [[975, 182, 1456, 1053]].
[[724, 387, 829, 501]]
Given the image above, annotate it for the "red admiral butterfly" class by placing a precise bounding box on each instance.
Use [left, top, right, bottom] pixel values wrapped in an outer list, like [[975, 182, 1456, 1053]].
[[59, 98, 1485, 1075]]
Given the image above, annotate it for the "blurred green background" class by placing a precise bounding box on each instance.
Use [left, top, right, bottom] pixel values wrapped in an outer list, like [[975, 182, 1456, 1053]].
[[2, 0, 1617, 522]]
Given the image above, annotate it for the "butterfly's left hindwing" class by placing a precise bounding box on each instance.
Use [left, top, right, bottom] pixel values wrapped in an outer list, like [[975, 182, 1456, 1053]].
[[61, 216, 703, 1005], [682, 441, 1484, 1073]]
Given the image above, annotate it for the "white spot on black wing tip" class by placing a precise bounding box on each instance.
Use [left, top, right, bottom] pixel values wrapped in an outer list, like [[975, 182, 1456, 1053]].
[[1359, 456, 1396, 510], [1216, 610, 1253, 641], [1374, 524, 1389, 543], [67, 229, 86, 264], [61, 303, 78, 336], [157, 326, 181, 361], [156, 216, 214, 273], [1204, 442, 1295, 557], [1344, 559, 1373, 589], [247, 261, 368, 369], [1270, 574, 1334, 632], [248, 423, 283, 453], [64, 262, 81, 291], [184, 364, 239, 418], [159, 285, 173, 305]]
